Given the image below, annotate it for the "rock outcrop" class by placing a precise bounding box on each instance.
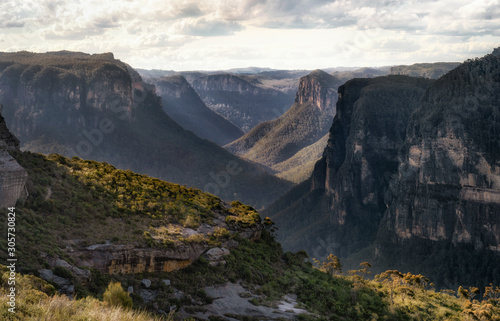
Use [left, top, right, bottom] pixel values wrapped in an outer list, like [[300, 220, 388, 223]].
[[224, 70, 339, 182], [265, 75, 433, 258], [381, 49, 500, 253], [67, 216, 263, 275], [294, 70, 338, 110], [0, 111, 27, 208]]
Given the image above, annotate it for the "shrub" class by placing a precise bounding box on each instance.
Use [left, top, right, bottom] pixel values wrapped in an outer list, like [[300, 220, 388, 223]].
[[53, 266, 73, 279], [103, 281, 133, 309]]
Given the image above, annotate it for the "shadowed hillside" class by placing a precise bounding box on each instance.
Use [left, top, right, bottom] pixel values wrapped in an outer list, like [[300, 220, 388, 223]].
[[0, 51, 293, 209]]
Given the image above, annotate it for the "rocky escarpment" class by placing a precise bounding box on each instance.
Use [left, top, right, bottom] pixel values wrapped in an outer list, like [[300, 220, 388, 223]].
[[224, 70, 339, 182], [0, 51, 292, 209], [265, 75, 433, 259], [64, 211, 263, 275], [150, 75, 243, 145], [380, 49, 500, 254], [0, 110, 27, 208], [294, 69, 339, 109], [192, 73, 293, 132]]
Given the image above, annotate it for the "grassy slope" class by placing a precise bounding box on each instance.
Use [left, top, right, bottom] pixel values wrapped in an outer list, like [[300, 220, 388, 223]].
[[0, 151, 260, 275], [273, 133, 329, 183]]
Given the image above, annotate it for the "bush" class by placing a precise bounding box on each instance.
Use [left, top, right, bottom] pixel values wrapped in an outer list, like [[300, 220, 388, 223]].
[[53, 266, 73, 279], [103, 282, 133, 309]]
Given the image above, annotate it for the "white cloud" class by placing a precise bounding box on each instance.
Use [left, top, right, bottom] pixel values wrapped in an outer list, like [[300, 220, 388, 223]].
[[0, 0, 498, 70]]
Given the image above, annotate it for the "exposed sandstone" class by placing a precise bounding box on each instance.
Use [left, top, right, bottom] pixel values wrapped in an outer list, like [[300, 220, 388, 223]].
[[0, 112, 27, 208], [382, 49, 500, 252], [267, 75, 433, 259]]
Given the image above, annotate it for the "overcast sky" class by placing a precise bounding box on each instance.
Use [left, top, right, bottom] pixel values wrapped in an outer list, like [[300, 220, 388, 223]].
[[1, 0, 499, 70]]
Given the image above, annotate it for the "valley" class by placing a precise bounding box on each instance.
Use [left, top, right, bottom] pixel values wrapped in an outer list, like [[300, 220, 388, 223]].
[[0, 48, 499, 321]]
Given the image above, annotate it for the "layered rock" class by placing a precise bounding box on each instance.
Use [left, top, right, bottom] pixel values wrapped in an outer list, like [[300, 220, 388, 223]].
[[265, 75, 433, 259], [67, 222, 262, 274], [0, 111, 27, 208], [294, 70, 338, 110], [381, 49, 500, 253], [192, 73, 293, 132], [224, 70, 339, 182]]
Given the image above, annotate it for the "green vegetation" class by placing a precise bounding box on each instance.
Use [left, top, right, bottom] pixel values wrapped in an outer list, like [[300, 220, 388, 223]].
[[0, 265, 175, 321], [224, 70, 337, 169], [1, 147, 498, 320], [225, 201, 260, 227], [0, 151, 259, 273], [103, 282, 133, 309], [111, 230, 500, 320], [3, 234, 500, 320]]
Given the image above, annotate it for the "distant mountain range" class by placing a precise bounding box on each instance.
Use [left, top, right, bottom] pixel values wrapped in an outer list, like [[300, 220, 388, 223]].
[[191, 73, 295, 132]]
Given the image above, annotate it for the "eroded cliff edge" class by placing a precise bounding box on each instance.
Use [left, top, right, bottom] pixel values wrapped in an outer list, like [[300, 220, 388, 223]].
[[0, 109, 27, 208], [266, 75, 433, 258], [380, 49, 500, 253]]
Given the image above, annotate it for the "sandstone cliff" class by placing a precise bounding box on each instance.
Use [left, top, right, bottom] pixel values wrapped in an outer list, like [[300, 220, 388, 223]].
[[0, 110, 27, 208], [0, 51, 292, 209], [192, 73, 293, 132], [265, 75, 433, 258], [381, 49, 500, 253], [224, 70, 339, 182]]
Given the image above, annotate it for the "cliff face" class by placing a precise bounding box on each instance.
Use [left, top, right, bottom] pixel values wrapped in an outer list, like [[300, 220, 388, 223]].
[[266, 76, 433, 258], [68, 223, 262, 275], [224, 70, 338, 182], [381, 50, 500, 253], [0, 51, 292, 209], [193, 73, 262, 94], [0, 52, 137, 150], [0, 111, 27, 208], [295, 70, 338, 110], [192, 73, 293, 132], [150, 75, 244, 145]]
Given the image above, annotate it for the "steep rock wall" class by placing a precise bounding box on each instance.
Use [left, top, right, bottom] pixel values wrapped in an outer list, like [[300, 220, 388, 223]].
[[382, 50, 500, 253], [68, 225, 262, 274], [0, 111, 27, 208], [267, 76, 433, 258]]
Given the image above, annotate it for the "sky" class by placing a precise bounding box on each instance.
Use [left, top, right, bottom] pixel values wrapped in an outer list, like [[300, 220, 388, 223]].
[[0, 0, 499, 71]]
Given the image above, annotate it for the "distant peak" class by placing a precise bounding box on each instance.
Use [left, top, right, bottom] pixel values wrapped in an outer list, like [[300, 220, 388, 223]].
[[307, 69, 336, 85]]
